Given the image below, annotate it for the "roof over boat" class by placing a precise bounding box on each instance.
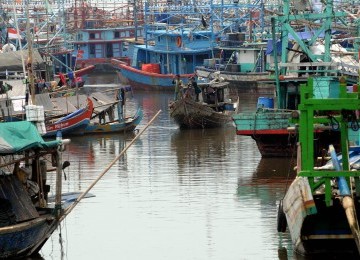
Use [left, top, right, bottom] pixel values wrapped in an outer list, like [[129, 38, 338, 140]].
[[147, 29, 214, 37], [0, 49, 45, 72], [0, 121, 60, 155]]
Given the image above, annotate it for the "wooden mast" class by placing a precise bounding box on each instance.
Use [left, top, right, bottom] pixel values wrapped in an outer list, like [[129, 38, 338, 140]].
[[25, 1, 35, 105]]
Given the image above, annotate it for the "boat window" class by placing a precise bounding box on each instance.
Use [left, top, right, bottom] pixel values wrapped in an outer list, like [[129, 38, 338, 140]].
[[114, 31, 120, 38], [287, 93, 300, 110], [90, 44, 95, 55], [77, 34, 83, 41], [123, 42, 128, 52]]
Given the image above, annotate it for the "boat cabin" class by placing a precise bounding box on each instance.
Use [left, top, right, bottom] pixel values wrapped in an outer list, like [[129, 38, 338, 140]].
[[72, 26, 143, 67], [132, 23, 218, 75], [198, 81, 234, 111]]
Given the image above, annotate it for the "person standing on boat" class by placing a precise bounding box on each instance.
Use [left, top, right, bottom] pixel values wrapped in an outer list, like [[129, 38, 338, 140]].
[[172, 74, 183, 101], [189, 76, 201, 102], [116, 87, 126, 122]]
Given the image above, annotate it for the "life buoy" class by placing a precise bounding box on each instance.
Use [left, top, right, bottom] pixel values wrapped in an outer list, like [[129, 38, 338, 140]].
[[2, 43, 16, 52], [176, 36, 182, 47]]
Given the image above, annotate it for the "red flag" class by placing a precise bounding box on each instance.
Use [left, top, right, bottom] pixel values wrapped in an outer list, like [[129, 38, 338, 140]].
[[7, 28, 22, 40]]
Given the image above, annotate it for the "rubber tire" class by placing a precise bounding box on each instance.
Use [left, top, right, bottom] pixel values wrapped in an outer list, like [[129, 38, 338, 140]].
[[277, 199, 287, 233]]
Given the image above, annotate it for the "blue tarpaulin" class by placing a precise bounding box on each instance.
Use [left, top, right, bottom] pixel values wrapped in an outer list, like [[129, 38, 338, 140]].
[[289, 31, 325, 40], [266, 40, 291, 55], [266, 30, 327, 55]]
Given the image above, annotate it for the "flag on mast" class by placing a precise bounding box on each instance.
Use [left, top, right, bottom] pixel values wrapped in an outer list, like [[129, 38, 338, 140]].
[[7, 28, 22, 40]]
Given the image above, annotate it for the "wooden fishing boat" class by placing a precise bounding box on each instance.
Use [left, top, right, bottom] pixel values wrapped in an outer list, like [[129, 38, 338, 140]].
[[278, 77, 360, 257], [44, 88, 143, 135], [0, 120, 71, 258], [196, 34, 271, 92], [43, 97, 93, 137], [169, 81, 238, 129], [83, 108, 143, 135], [232, 0, 359, 157]]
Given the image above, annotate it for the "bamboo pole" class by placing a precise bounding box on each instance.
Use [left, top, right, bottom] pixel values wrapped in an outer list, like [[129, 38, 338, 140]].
[[330, 145, 360, 254], [60, 109, 161, 222]]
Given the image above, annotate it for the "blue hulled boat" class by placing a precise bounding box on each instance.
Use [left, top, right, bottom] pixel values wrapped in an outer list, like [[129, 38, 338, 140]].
[[111, 25, 217, 90], [111, 1, 233, 90]]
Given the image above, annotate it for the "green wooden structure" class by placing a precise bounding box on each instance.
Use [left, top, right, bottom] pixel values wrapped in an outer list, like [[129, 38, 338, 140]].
[[297, 77, 360, 206]]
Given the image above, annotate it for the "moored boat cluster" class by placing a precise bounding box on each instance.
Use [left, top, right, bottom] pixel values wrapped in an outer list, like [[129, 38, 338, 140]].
[[1, 0, 360, 258]]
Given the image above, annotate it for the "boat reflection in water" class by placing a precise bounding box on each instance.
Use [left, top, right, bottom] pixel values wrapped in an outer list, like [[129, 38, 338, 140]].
[[32, 74, 343, 259], [170, 127, 235, 171], [237, 157, 297, 259]]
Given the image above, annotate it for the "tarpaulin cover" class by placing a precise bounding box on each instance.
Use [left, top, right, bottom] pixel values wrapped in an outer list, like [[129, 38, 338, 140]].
[[0, 121, 59, 154]]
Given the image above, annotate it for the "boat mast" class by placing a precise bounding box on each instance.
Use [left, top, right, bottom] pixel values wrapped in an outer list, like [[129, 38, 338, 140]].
[[132, 0, 138, 42], [11, 3, 27, 79], [271, 17, 280, 109], [25, 0, 35, 105]]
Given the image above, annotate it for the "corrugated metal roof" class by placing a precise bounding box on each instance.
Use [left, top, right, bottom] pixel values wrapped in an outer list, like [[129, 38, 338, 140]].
[[0, 49, 45, 72], [0, 87, 118, 120]]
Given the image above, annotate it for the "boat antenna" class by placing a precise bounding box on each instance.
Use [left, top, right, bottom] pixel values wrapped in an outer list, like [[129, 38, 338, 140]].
[[59, 110, 162, 222]]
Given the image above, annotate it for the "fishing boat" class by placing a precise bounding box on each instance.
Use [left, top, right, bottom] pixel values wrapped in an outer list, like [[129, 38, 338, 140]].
[[111, 0, 228, 90], [278, 76, 360, 257], [67, 0, 144, 70], [83, 107, 143, 134], [169, 80, 238, 128], [43, 97, 93, 137], [83, 87, 143, 134], [0, 120, 71, 258], [195, 37, 271, 92], [232, 0, 359, 157], [111, 58, 195, 91], [41, 87, 143, 135]]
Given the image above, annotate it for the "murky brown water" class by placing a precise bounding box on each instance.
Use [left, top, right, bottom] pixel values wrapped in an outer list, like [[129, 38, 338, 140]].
[[38, 73, 302, 260]]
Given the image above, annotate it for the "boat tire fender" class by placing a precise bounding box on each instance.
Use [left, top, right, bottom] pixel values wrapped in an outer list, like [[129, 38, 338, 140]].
[[277, 199, 287, 233], [176, 36, 182, 47]]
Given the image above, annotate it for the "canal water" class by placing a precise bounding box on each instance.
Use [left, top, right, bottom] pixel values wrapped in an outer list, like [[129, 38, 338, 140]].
[[38, 73, 301, 259]]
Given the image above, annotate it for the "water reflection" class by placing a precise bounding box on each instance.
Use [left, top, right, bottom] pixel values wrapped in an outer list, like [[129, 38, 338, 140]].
[[236, 157, 297, 260], [48, 132, 139, 194], [170, 127, 235, 168], [34, 75, 337, 260], [237, 158, 297, 199]]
